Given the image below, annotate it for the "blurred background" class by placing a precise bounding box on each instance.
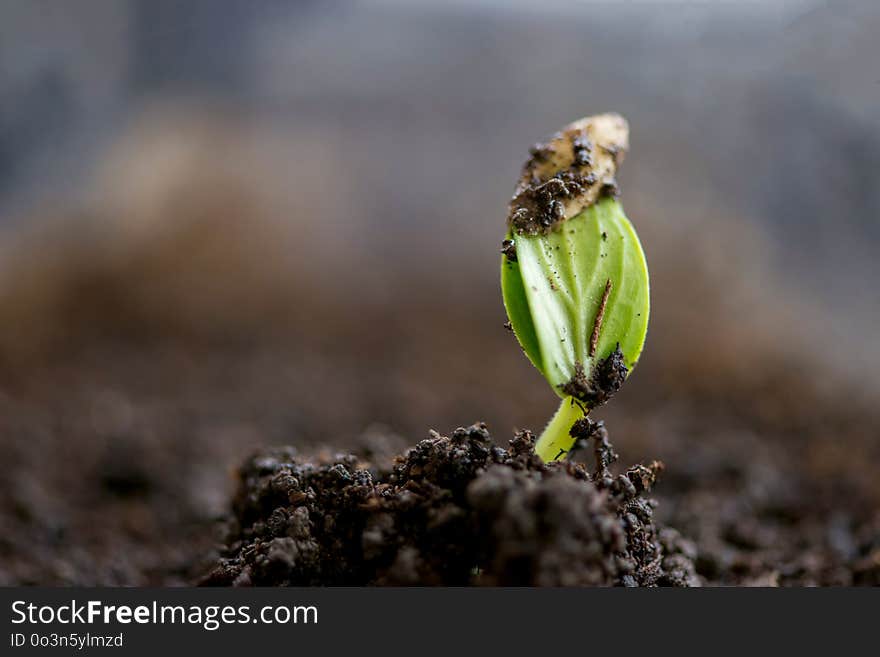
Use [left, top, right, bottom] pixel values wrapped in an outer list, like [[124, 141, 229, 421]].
[[0, 0, 878, 585]]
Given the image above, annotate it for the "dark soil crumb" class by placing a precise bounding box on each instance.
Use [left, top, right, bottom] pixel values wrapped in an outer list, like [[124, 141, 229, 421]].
[[508, 173, 590, 235], [568, 418, 618, 476], [201, 424, 699, 586], [600, 180, 621, 198], [500, 239, 517, 262], [560, 346, 628, 407], [571, 132, 593, 166]]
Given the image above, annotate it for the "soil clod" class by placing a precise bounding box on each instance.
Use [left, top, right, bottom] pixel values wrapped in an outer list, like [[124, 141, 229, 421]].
[[559, 345, 628, 407], [500, 239, 517, 262]]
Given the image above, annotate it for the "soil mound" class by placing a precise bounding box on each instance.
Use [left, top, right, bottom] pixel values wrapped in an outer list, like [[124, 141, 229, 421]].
[[202, 423, 699, 586]]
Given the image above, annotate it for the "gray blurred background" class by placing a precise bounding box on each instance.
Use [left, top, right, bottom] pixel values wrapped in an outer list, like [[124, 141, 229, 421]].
[[0, 0, 878, 585]]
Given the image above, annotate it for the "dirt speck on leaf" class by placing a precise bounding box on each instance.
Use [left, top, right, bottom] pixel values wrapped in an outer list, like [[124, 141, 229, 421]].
[[500, 239, 517, 262], [560, 346, 628, 408]]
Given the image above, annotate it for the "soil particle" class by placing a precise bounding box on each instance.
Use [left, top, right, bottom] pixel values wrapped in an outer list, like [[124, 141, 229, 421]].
[[568, 418, 618, 480], [559, 346, 628, 407], [201, 424, 698, 586], [500, 239, 517, 262], [600, 180, 621, 198], [571, 132, 594, 166]]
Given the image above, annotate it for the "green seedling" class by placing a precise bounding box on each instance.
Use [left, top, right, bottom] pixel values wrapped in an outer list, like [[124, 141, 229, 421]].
[[501, 114, 649, 462]]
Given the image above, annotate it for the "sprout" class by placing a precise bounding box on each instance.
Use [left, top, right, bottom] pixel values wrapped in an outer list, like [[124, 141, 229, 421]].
[[501, 114, 649, 462]]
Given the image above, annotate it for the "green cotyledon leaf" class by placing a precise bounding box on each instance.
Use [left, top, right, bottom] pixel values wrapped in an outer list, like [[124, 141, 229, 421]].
[[501, 197, 649, 394], [499, 113, 650, 462]]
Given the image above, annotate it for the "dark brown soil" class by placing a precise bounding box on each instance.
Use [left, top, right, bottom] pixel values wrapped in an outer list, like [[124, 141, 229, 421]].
[[201, 419, 880, 587], [201, 424, 698, 586], [649, 418, 880, 587]]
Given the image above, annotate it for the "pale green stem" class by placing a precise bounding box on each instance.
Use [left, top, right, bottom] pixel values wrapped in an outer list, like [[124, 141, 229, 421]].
[[534, 395, 587, 462]]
